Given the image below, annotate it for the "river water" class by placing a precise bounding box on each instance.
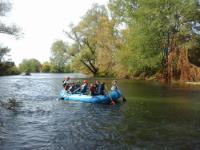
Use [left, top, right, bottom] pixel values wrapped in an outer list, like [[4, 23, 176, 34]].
[[0, 73, 200, 150]]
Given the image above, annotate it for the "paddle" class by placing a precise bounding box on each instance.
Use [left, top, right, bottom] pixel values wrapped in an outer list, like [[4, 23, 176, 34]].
[[107, 91, 115, 105], [122, 95, 127, 102], [104, 87, 115, 105], [73, 87, 81, 94], [110, 80, 127, 102], [116, 90, 127, 102]]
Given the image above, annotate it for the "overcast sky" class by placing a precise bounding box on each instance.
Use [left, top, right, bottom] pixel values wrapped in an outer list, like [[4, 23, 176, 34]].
[[0, 0, 108, 65]]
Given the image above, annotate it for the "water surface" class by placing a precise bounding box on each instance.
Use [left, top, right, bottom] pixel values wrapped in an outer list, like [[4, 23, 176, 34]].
[[0, 73, 200, 150]]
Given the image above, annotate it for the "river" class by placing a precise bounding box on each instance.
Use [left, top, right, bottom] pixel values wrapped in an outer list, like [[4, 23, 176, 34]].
[[0, 73, 200, 150]]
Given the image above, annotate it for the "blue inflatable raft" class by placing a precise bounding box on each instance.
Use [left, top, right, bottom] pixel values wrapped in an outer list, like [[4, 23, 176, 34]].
[[59, 89, 122, 104]]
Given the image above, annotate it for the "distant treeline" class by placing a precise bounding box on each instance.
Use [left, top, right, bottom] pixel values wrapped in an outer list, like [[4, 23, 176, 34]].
[[0, 61, 20, 76], [0, 58, 72, 76], [17, 58, 72, 73]]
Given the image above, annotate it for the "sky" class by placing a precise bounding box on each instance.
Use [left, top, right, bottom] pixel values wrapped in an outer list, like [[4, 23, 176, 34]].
[[0, 0, 108, 65]]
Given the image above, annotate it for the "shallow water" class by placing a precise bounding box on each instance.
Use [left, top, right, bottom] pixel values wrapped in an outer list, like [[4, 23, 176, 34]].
[[0, 73, 200, 150]]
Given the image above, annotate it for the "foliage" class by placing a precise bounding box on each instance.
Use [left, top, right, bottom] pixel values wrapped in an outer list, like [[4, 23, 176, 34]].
[[50, 40, 72, 73], [41, 61, 51, 73], [46, 0, 200, 81], [108, 0, 200, 80], [0, 46, 20, 76], [0, 0, 20, 76], [187, 35, 200, 67], [0, 0, 20, 36], [0, 61, 20, 76], [65, 4, 117, 76], [19, 58, 41, 73], [0, 46, 10, 63]]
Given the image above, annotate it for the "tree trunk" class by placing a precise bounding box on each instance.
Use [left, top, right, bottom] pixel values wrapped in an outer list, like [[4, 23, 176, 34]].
[[178, 47, 191, 81], [178, 47, 200, 82], [163, 34, 177, 84], [80, 59, 98, 76]]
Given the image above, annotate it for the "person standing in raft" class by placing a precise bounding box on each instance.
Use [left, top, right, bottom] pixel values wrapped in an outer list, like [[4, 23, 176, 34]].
[[111, 80, 127, 102], [63, 77, 71, 90], [111, 80, 118, 91], [80, 80, 89, 95], [109, 80, 120, 105]]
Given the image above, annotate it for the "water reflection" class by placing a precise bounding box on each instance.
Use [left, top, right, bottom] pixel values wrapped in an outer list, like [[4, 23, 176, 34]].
[[119, 97, 200, 149]]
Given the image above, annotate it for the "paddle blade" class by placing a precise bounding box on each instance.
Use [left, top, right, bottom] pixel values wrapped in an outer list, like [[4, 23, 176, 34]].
[[122, 96, 127, 102]]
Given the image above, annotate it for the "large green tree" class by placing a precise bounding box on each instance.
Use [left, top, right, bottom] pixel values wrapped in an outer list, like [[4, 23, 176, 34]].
[[109, 0, 200, 81], [19, 58, 41, 73], [65, 4, 117, 76], [41, 61, 51, 73], [50, 40, 71, 73]]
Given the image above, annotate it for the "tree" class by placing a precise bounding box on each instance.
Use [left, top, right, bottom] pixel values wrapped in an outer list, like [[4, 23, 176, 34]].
[[109, 0, 200, 81], [19, 58, 41, 73], [109, 0, 164, 78], [0, 46, 10, 63], [0, 0, 20, 62], [0, 61, 20, 76], [41, 61, 51, 73], [0, 0, 19, 36], [50, 40, 70, 73], [0, 0, 20, 76], [65, 4, 117, 76]]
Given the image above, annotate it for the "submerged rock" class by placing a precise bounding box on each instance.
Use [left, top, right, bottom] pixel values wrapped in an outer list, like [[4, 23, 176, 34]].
[[0, 98, 21, 111], [22, 71, 31, 76]]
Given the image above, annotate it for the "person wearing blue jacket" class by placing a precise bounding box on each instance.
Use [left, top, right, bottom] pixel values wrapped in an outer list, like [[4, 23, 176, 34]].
[[95, 80, 105, 95]]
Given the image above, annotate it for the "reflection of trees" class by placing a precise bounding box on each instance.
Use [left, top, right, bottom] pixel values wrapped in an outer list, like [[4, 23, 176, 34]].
[[120, 98, 200, 149]]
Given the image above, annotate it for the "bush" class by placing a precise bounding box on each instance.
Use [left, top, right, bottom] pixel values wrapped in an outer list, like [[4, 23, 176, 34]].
[[0, 61, 21, 76]]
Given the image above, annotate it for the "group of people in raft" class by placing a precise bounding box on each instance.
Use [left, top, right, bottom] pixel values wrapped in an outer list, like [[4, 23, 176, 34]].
[[62, 77, 119, 96]]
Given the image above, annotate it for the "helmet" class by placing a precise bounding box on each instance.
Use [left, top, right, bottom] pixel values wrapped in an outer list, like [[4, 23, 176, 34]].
[[83, 80, 88, 83], [95, 80, 100, 84], [64, 77, 70, 80], [112, 80, 117, 84]]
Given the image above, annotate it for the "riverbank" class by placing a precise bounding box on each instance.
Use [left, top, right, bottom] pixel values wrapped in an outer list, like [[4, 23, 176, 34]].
[[0, 62, 21, 76], [116, 73, 200, 87], [0, 68, 21, 76], [186, 82, 200, 85]]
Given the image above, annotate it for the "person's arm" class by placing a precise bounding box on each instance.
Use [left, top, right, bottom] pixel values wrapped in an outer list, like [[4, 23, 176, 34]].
[[111, 86, 115, 91]]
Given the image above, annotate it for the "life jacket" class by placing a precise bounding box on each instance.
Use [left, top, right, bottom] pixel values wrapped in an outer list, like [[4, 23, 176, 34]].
[[81, 84, 88, 94], [99, 83, 105, 95], [111, 85, 118, 91], [68, 85, 76, 93], [64, 85, 70, 90], [90, 85, 96, 96], [94, 83, 105, 95]]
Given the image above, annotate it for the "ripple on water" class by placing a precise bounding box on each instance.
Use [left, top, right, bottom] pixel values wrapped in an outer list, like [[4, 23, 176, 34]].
[[45, 103, 126, 150], [0, 74, 128, 149], [5, 74, 200, 149]]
